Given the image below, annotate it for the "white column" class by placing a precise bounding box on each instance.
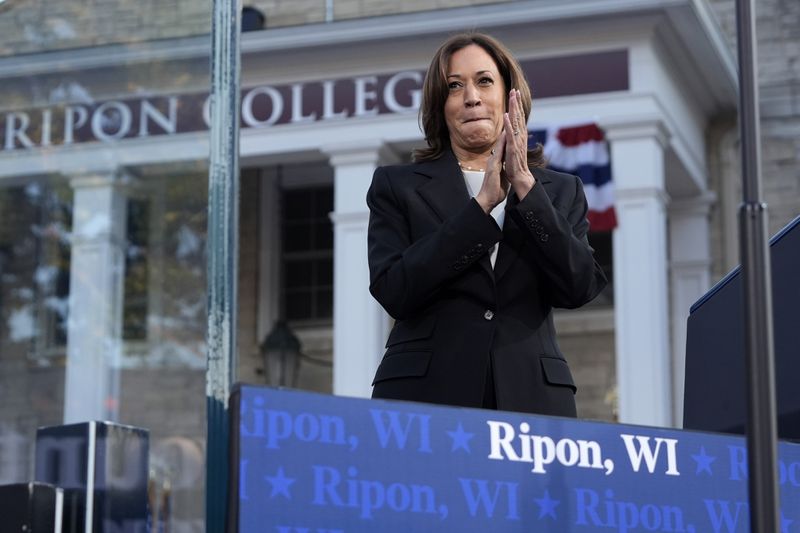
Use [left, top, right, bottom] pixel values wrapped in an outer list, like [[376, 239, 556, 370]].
[[63, 170, 129, 423], [668, 194, 714, 427], [606, 120, 672, 426], [324, 141, 397, 398]]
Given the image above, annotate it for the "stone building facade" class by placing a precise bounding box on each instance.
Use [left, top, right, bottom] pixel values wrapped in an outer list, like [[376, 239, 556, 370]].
[[706, 0, 800, 278]]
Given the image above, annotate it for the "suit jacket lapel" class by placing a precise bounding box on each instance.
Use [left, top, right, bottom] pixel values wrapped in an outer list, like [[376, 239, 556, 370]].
[[415, 150, 469, 222], [415, 150, 494, 279]]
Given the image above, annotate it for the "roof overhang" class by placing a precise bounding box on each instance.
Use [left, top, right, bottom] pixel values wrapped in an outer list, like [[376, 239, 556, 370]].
[[0, 0, 737, 108]]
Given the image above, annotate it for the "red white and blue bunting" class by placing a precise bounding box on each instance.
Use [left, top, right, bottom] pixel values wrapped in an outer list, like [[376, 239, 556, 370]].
[[529, 123, 617, 232]]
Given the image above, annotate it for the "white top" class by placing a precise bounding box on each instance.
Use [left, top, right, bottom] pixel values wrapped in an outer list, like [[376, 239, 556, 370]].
[[462, 169, 506, 268]]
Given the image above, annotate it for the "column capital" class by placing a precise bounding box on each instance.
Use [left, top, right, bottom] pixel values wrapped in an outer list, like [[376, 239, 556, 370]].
[[329, 211, 369, 226], [615, 186, 670, 205], [668, 192, 717, 216], [322, 140, 400, 168], [602, 116, 671, 149], [669, 193, 714, 266]]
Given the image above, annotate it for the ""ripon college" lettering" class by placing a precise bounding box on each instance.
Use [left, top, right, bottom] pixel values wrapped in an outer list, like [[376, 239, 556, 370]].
[[2, 71, 422, 151]]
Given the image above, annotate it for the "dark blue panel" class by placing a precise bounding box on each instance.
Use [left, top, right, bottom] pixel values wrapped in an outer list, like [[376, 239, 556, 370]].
[[230, 386, 800, 532], [34, 421, 150, 532], [684, 214, 800, 438]]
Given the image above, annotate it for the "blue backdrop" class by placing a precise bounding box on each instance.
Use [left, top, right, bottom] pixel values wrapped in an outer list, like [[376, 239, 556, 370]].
[[232, 385, 800, 532]]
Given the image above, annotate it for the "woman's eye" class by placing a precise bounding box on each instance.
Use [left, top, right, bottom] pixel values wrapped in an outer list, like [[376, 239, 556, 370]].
[[479, 77, 493, 85], [448, 81, 461, 90]]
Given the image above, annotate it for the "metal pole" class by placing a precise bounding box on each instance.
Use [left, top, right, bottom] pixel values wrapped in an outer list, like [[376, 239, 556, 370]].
[[735, 0, 780, 531], [206, 0, 242, 529]]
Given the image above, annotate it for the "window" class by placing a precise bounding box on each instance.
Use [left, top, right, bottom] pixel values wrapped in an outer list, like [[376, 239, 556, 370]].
[[280, 186, 333, 322], [0, 182, 72, 363], [123, 198, 149, 341]]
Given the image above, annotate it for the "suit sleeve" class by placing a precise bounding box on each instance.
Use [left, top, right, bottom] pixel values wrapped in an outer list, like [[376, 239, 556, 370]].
[[507, 174, 607, 309], [366, 166, 502, 320]]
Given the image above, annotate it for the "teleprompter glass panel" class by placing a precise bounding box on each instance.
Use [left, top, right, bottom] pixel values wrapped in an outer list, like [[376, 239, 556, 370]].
[[0, 2, 212, 528]]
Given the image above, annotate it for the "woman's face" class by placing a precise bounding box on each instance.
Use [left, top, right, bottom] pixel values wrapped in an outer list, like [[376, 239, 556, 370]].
[[444, 44, 506, 154]]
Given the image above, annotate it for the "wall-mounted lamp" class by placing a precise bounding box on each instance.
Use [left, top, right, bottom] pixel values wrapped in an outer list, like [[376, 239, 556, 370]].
[[242, 6, 266, 32], [260, 320, 301, 387]]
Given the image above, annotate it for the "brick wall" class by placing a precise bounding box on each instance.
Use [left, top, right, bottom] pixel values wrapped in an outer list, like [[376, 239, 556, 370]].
[[119, 368, 206, 527], [556, 311, 617, 422], [0, 0, 208, 57]]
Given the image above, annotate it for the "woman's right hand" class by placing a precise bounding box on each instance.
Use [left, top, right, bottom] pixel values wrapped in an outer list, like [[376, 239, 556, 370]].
[[475, 132, 509, 214]]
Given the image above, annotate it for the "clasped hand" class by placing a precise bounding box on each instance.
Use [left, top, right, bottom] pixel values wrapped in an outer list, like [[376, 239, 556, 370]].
[[476, 88, 536, 214]]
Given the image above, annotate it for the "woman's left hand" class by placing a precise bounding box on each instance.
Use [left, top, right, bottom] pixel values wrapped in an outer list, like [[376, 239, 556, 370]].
[[503, 88, 536, 199]]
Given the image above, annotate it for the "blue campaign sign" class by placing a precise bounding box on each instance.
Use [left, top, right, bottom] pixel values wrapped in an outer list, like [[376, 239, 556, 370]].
[[230, 385, 800, 533]]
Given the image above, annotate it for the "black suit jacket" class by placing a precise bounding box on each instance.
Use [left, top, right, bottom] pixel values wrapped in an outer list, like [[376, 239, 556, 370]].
[[366, 149, 607, 416]]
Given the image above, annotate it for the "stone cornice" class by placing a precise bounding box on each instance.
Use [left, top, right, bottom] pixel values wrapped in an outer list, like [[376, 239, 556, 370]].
[[0, 0, 737, 108]]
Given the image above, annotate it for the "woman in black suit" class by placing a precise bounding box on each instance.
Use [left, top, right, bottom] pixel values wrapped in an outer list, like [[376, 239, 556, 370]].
[[367, 32, 607, 416]]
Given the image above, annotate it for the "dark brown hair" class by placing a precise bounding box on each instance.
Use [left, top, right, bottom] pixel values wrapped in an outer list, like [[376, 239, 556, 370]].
[[414, 32, 545, 168]]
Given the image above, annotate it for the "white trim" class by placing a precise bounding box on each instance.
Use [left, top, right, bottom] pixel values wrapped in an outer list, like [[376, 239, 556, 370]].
[[84, 422, 96, 533], [583, 184, 616, 212], [671, 0, 739, 98], [603, 116, 671, 147], [328, 211, 369, 225], [614, 186, 671, 204], [668, 194, 713, 426], [0, 93, 693, 192], [54, 487, 64, 533]]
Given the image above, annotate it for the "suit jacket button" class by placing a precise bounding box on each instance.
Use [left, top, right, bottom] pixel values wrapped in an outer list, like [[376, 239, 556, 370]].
[[540, 234, 549, 242], [484, 309, 494, 320]]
